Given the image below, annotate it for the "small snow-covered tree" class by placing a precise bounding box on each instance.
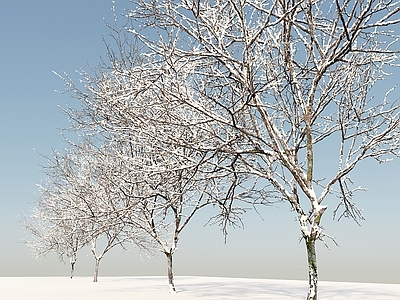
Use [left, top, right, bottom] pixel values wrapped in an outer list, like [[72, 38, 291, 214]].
[[23, 148, 93, 278], [77, 141, 153, 282], [24, 140, 152, 281], [23, 202, 88, 278]]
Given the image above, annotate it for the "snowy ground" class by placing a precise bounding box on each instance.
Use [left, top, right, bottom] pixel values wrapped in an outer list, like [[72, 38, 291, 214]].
[[1, 276, 399, 299]]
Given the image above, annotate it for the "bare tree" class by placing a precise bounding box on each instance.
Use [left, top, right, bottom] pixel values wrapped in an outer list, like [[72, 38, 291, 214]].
[[79, 141, 153, 282], [123, 0, 400, 299], [23, 164, 91, 279], [55, 24, 249, 291], [120, 154, 215, 293], [50, 0, 400, 297], [62, 87, 230, 292], [24, 140, 152, 281], [23, 203, 88, 279]]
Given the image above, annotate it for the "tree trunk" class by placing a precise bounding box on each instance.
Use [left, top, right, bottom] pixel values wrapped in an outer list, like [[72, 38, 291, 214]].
[[93, 258, 101, 282], [70, 261, 75, 279], [70, 254, 77, 279], [165, 252, 176, 293], [306, 238, 318, 300]]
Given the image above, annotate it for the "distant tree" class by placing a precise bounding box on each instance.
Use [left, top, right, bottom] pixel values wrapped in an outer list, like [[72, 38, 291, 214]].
[[118, 145, 215, 293], [77, 141, 152, 282], [24, 141, 152, 281], [23, 149, 92, 278], [23, 201, 88, 279]]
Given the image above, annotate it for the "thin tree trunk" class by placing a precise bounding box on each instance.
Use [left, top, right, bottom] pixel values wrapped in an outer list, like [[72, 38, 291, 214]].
[[70, 254, 77, 279], [306, 238, 318, 300], [93, 258, 101, 282], [70, 261, 75, 279], [165, 252, 176, 293]]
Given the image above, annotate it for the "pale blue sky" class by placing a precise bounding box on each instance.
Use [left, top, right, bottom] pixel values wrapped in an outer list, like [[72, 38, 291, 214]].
[[0, 0, 399, 284]]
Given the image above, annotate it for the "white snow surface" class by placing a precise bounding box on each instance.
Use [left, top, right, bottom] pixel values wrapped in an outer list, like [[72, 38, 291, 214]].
[[1, 276, 399, 299]]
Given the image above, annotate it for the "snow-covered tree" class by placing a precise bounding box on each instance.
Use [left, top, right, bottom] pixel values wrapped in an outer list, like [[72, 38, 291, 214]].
[[48, 0, 400, 297], [122, 0, 400, 299], [60, 73, 234, 292], [23, 201, 88, 279], [77, 141, 153, 282], [118, 150, 214, 293], [24, 141, 152, 281], [55, 22, 254, 291]]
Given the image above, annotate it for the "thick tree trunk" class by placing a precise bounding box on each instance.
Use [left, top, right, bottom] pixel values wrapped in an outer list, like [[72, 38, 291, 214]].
[[306, 238, 318, 300], [93, 258, 101, 282], [165, 252, 176, 293]]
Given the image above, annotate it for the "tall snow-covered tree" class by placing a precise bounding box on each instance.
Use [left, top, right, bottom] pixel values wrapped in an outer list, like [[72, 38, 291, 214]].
[[60, 73, 238, 292], [56, 23, 256, 291], [122, 0, 400, 299], [50, 0, 400, 297]]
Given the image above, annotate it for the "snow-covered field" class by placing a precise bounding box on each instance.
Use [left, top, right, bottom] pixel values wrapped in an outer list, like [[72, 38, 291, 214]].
[[1, 276, 399, 299]]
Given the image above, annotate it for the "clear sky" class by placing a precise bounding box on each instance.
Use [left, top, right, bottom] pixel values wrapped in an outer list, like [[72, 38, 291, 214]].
[[1, 0, 399, 284]]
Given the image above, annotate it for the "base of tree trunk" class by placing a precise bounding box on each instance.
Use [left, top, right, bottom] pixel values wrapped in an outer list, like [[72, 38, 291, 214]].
[[169, 284, 177, 294], [166, 252, 176, 293], [93, 259, 100, 282], [70, 262, 75, 279], [306, 238, 318, 300]]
